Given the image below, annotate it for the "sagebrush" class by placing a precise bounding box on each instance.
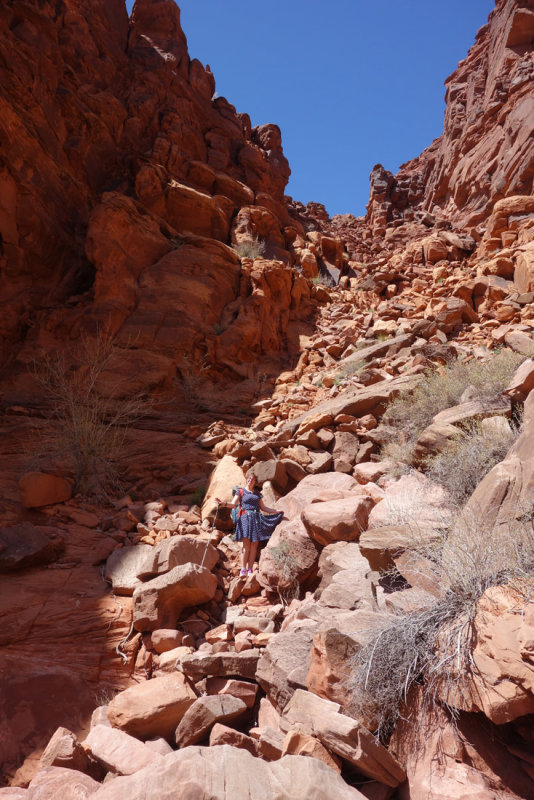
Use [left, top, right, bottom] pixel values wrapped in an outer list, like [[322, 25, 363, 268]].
[[269, 541, 300, 605], [425, 418, 519, 505], [232, 237, 266, 259], [381, 349, 525, 466]]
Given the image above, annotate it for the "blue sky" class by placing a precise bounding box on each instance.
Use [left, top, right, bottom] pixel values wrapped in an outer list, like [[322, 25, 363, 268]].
[[125, 0, 495, 217]]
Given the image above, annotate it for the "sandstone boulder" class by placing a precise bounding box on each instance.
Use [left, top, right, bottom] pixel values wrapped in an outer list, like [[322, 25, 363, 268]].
[[209, 723, 258, 755], [202, 455, 246, 521], [104, 545, 152, 596], [39, 726, 102, 780], [132, 563, 217, 631], [88, 745, 366, 799], [359, 524, 439, 572], [18, 472, 72, 508], [178, 649, 261, 680], [25, 766, 100, 798], [282, 730, 342, 773], [301, 495, 374, 547], [256, 621, 318, 711], [205, 677, 258, 708], [136, 536, 218, 579], [174, 695, 247, 747], [84, 725, 163, 775], [0, 524, 63, 572], [504, 358, 534, 401], [281, 690, 405, 786], [106, 674, 196, 740]]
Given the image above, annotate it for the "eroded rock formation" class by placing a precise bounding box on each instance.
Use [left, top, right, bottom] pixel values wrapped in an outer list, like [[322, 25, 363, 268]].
[[1, 0, 534, 797]]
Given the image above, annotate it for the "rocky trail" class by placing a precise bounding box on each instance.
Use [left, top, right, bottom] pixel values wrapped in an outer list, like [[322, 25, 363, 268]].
[[1, 0, 534, 797]]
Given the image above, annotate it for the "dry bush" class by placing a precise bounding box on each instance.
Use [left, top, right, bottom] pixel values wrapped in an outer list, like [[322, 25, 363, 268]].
[[34, 331, 149, 497], [347, 508, 534, 739], [382, 349, 525, 466], [269, 541, 300, 605], [425, 418, 519, 505], [232, 237, 266, 259]]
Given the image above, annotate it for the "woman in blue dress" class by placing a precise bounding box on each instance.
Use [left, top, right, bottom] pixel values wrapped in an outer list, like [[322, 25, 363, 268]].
[[216, 474, 284, 576]]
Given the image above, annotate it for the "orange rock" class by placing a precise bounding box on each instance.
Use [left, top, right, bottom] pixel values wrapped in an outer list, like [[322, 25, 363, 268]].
[[282, 729, 342, 773], [106, 674, 197, 740], [18, 472, 72, 508]]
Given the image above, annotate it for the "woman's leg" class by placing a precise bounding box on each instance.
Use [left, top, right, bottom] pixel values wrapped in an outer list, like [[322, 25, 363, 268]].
[[241, 538, 251, 572], [247, 541, 259, 571]]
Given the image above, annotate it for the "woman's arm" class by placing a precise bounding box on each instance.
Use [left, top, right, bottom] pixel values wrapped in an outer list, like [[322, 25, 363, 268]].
[[215, 495, 239, 508]]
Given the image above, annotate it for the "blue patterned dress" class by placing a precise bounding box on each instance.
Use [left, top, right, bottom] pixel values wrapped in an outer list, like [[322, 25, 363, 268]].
[[234, 489, 283, 543]]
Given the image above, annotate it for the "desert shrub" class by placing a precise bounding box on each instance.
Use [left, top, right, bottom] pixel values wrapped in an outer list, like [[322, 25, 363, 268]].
[[232, 237, 266, 259], [382, 350, 525, 466], [189, 485, 206, 507], [177, 353, 210, 411], [347, 511, 534, 739], [426, 418, 519, 505], [34, 331, 148, 497], [269, 541, 299, 605]]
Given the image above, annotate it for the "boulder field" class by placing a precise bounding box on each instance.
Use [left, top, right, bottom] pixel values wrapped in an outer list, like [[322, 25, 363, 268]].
[[1, 0, 534, 798]]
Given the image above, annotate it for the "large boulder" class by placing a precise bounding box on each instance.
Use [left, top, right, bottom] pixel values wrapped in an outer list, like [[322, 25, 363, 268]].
[[133, 563, 217, 631], [136, 536, 219, 579], [24, 766, 100, 799], [104, 545, 152, 596], [0, 524, 63, 572], [18, 472, 72, 508], [174, 695, 247, 747], [301, 494, 375, 547], [438, 586, 534, 724], [106, 674, 197, 740], [178, 649, 261, 681], [463, 388, 534, 529], [83, 725, 163, 776], [256, 620, 318, 711], [202, 455, 246, 522], [88, 745, 366, 799], [39, 726, 102, 780], [281, 690, 405, 787]]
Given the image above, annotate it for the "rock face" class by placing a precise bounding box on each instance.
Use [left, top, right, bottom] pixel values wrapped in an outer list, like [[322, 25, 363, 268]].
[[0, 0, 303, 405], [2, 0, 534, 796], [366, 0, 534, 233]]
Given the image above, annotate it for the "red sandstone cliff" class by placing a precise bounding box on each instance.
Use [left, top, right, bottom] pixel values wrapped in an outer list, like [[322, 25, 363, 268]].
[[365, 0, 534, 236], [1, 0, 534, 795]]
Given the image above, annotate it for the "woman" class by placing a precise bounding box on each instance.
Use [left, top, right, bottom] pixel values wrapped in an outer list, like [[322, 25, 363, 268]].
[[216, 474, 283, 576]]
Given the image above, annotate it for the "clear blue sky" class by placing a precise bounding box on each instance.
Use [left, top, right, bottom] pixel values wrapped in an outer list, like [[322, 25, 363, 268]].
[[125, 0, 495, 217]]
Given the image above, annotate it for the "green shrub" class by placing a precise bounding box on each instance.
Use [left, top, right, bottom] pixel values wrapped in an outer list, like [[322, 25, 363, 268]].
[[189, 485, 206, 507], [382, 350, 525, 466], [232, 237, 266, 259]]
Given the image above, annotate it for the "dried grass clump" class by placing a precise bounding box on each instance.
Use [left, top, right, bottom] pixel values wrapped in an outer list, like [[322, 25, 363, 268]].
[[269, 541, 300, 605], [425, 418, 519, 505], [232, 237, 266, 259], [34, 331, 149, 497], [382, 350, 525, 466], [347, 510, 534, 739]]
